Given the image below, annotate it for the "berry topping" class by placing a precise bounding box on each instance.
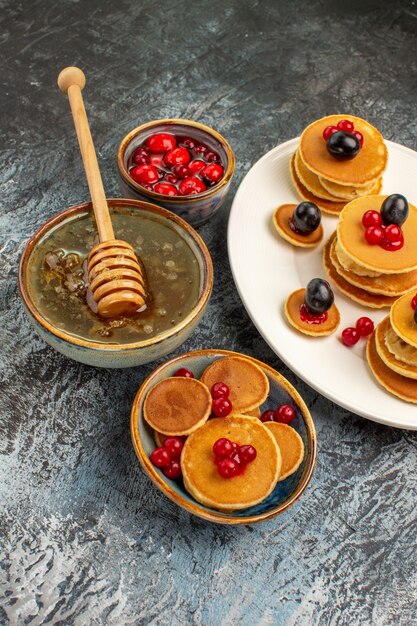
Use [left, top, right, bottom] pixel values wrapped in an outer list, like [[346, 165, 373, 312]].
[[352, 130, 364, 147], [326, 131, 360, 160], [154, 182, 178, 196], [179, 176, 207, 195], [145, 133, 177, 154], [299, 303, 328, 325], [365, 226, 384, 246], [174, 367, 194, 378], [362, 210, 382, 228], [201, 163, 224, 184], [305, 278, 334, 314], [212, 397, 233, 417], [150, 447, 172, 468], [188, 159, 206, 175], [132, 146, 150, 165], [356, 316, 374, 337], [411, 294, 417, 310], [380, 194, 409, 226], [260, 410, 276, 422], [291, 202, 321, 234], [217, 457, 241, 479], [337, 119, 355, 132], [341, 327, 360, 347], [239, 445, 257, 464], [384, 224, 403, 244], [213, 437, 234, 459], [163, 436, 184, 459], [162, 460, 182, 480], [130, 164, 160, 185], [163, 146, 191, 168], [172, 164, 190, 178], [211, 382, 230, 399], [322, 125, 339, 141], [275, 404, 296, 424]]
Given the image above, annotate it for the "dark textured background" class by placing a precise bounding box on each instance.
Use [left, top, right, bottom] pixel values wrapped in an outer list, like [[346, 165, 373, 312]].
[[1, 1, 417, 624]]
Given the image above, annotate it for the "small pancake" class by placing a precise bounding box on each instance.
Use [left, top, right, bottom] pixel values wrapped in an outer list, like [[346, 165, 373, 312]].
[[294, 149, 342, 201], [334, 237, 381, 277], [323, 236, 397, 308], [143, 377, 212, 436], [299, 115, 388, 186], [284, 287, 340, 336], [154, 431, 186, 447], [245, 406, 261, 418], [366, 331, 417, 404], [290, 153, 346, 215], [385, 324, 417, 367], [319, 175, 380, 200], [375, 317, 417, 379], [273, 203, 323, 248], [337, 196, 417, 274], [264, 422, 305, 481], [200, 356, 269, 413], [181, 415, 281, 510], [329, 234, 417, 296], [390, 291, 417, 349]]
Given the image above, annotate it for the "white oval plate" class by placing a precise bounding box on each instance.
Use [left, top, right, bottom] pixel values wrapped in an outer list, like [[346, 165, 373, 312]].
[[228, 138, 417, 430]]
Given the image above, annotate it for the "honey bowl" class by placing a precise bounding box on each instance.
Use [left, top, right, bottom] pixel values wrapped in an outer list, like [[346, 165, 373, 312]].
[[131, 349, 317, 524], [19, 199, 213, 368], [117, 119, 235, 227]]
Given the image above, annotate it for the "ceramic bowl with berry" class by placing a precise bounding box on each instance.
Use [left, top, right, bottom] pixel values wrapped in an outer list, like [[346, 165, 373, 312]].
[[117, 119, 235, 227], [131, 349, 317, 524]]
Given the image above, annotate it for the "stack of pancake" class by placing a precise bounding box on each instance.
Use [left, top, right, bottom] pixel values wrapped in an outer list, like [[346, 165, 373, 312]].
[[291, 115, 387, 215], [367, 291, 417, 403], [323, 195, 417, 308]]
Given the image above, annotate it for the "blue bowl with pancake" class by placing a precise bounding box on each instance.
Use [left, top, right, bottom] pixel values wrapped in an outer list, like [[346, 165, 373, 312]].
[[130, 349, 317, 524]]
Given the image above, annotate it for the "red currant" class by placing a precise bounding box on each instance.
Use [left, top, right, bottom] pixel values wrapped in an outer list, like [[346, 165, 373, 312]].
[[362, 210, 382, 228], [411, 294, 417, 310], [194, 144, 208, 155], [145, 133, 177, 154], [130, 164, 160, 185], [180, 137, 198, 150], [174, 367, 194, 378], [239, 445, 257, 464], [154, 182, 178, 196], [322, 126, 339, 140], [205, 150, 221, 163], [341, 327, 360, 347], [162, 460, 182, 480], [384, 224, 403, 244], [356, 317, 374, 337], [132, 146, 150, 165], [213, 438, 234, 459], [163, 147, 191, 168], [211, 382, 230, 400], [188, 160, 206, 175], [260, 410, 276, 422], [352, 130, 364, 147], [337, 119, 354, 132], [163, 173, 178, 184], [201, 163, 224, 184], [172, 164, 190, 178], [365, 226, 384, 245], [150, 447, 172, 468], [275, 405, 296, 424], [163, 436, 184, 459], [217, 457, 240, 478], [212, 397, 232, 417], [179, 176, 207, 195]]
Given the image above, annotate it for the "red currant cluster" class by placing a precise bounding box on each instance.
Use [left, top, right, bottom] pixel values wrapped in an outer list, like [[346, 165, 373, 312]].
[[362, 210, 404, 250], [259, 404, 296, 424], [322, 119, 363, 146], [129, 132, 224, 197], [149, 436, 185, 479], [213, 437, 257, 479], [341, 316, 374, 347]]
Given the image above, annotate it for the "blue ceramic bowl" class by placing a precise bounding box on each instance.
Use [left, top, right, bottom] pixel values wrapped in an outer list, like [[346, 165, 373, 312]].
[[131, 349, 317, 524], [117, 119, 235, 227]]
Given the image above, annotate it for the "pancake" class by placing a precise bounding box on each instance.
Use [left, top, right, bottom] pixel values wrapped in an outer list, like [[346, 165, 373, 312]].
[[272, 203, 323, 248], [181, 415, 281, 510], [294, 149, 341, 201], [245, 406, 261, 418], [143, 377, 212, 436], [319, 175, 380, 201], [299, 115, 388, 186], [264, 422, 305, 481], [385, 324, 417, 367], [200, 356, 269, 413], [334, 237, 381, 277], [329, 234, 417, 296], [366, 331, 417, 403], [284, 287, 340, 336], [337, 196, 417, 274], [375, 317, 417, 379], [323, 237, 397, 308], [390, 291, 417, 348], [290, 153, 346, 215]]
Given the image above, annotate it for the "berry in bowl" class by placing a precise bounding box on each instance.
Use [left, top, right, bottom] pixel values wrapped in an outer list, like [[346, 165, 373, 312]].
[[117, 119, 235, 227]]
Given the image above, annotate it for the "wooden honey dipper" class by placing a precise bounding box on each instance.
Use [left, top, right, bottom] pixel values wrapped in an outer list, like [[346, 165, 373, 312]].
[[57, 66, 147, 319]]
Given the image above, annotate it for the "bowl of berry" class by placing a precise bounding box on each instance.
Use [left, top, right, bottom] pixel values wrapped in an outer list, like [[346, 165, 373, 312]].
[[131, 349, 317, 524], [117, 119, 235, 227]]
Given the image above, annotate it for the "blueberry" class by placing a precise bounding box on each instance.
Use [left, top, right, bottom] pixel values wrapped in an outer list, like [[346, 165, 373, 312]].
[[305, 278, 334, 314], [327, 131, 360, 160], [380, 194, 409, 226], [292, 202, 321, 234]]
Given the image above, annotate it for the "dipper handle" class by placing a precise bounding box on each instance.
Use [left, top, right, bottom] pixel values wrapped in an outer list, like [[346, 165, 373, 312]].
[[57, 66, 114, 241]]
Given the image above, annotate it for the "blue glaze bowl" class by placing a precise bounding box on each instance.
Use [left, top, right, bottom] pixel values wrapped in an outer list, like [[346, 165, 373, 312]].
[[18, 199, 213, 368], [117, 119, 235, 227], [131, 349, 317, 524]]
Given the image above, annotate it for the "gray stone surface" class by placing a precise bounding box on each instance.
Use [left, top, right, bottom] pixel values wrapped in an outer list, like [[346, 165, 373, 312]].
[[1, 0, 417, 624]]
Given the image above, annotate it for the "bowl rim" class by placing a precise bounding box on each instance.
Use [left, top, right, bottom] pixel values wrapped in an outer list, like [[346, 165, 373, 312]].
[[117, 118, 235, 203], [18, 198, 213, 352], [130, 349, 317, 525]]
